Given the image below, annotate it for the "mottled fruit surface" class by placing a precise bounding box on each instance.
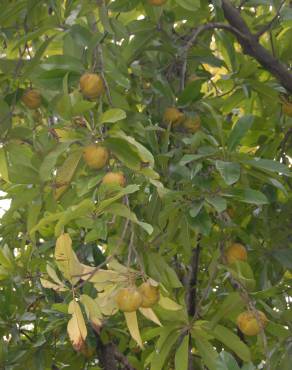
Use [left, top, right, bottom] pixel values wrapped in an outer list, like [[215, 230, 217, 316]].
[[225, 243, 247, 264], [237, 310, 268, 336], [183, 116, 201, 133], [102, 172, 126, 187], [83, 145, 109, 169], [163, 107, 184, 125], [22, 89, 42, 109], [80, 73, 104, 99], [283, 102, 292, 117], [116, 287, 142, 312], [139, 282, 160, 308]]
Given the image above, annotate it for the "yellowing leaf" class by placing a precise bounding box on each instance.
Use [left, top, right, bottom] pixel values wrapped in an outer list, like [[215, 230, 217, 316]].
[[81, 265, 126, 283], [124, 311, 144, 348], [46, 264, 64, 286], [54, 233, 83, 284], [0, 148, 9, 182], [139, 307, 162, 326], [158, 296, 183, 311], [80, 294, 103, 333], [54, 150, 82, 200], [40, 278, 67, 292], [67, 300, 87, 351]]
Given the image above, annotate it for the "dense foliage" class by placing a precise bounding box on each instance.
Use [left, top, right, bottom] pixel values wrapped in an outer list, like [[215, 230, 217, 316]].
[[0, 1, 292, 369]]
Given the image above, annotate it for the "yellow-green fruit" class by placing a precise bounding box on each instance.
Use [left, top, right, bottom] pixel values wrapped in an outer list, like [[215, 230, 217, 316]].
[[225, 243, 247, 264], [283, 102, 292, 117], [163, 107, 184, 125], [139, 282, 160, 308], [148, 0, 167, 5], [80, 73, 104, 99], [83, 145, 109, 169], [116, 287, 143, 312], [21, 89, 42, 109], [237, 310, 268, 336], [183, 116, 201, 133], [102, 172, 126, 187]]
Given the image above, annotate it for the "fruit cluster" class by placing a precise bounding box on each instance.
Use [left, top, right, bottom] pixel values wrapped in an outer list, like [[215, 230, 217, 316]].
[[115, 281, 160, 312]]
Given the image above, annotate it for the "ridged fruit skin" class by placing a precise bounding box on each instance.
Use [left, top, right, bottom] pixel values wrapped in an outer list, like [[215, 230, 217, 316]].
[[283, 102, 292, 117], [183, 116, 201, 133], [163, 107, 184, 125], [21, 89, 42, 109], [102, 172, 126, 187], [80, 73, 104, 99], [225, 243, 247, 264], [237, 310, 268, 336], [83, 145, 109, 169], [148, 0, 167, 5], [139, 282, 160, 308], [116, 287, 143, 312]]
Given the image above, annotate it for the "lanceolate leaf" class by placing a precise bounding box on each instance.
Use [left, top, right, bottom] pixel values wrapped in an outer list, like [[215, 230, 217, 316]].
[[124, 311, 144, 349], [67, 300, 87, 351], [54, 233, 83, 284], [175, 334, 189, 370]]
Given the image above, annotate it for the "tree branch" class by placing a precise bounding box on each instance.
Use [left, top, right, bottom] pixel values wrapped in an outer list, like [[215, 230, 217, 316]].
[[221, 0, 292, 94], [186, 238, 201, 317]]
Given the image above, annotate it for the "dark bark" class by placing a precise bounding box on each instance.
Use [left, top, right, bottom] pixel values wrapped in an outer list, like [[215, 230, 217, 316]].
[[221, 0, 292, 94], [186, 244, 201, 317]]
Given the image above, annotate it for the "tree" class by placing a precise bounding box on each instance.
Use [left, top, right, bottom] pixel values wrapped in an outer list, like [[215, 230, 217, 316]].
[[0, 0, 291, 369]]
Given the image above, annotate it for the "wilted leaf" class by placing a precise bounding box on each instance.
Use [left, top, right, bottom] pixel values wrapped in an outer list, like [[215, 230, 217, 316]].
[[80, 294, 103, 333]]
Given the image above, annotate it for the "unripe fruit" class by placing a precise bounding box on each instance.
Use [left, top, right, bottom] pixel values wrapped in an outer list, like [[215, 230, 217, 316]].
[[83, 145, 109, 169], [237, 310, 268, 336], [116, 287, 143, 312], [148, 0, 167, 5], [225, 243, 247, 264], [102, 172, 126, 187], [80, 73, 104, 99], [21, 89, 42, 109], [163, 107, 184, 126], [183, 116, 201, 133], [139, 282, 160, 308], [282, 102, 292, 117]]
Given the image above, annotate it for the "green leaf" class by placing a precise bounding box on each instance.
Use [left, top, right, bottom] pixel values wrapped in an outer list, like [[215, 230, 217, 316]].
[[195, 337, 218, 370], [216, 351, 241, 370], [100, 109, 126, 124], [175, 335, 189, 370], [150, 329, 179, 370], [271, 249, 292, 269], [104, 203, 153, 235], [206, 196, 227, 213], [227, 115, 254, 151], [177, 80, 203, 106], [243, 158, 291, 177], [175, 0, 200, 11], [215, 160, 240, 185], [211, 292, 243, 327], [0, 148, 9, 182], [222, 188, 269, 205], [212, 325, 251, 362], [39, 143, 71, 182]]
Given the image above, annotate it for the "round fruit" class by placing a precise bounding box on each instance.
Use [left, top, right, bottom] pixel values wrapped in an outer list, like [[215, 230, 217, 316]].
[[21, 89, 42, 109], [183, 116, 201, 133], [83, 145, 109, 169], [102, 172, 126, 187], [115, 287, 143, 312], [139, 282, 160, 308], [225, 243, 247, 264], [80, 73, 104, 99], [237, 310, 268, 336], [163, 107, 184, 125], [148, 0, 167, 5], [282, 102, 292, 117]]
